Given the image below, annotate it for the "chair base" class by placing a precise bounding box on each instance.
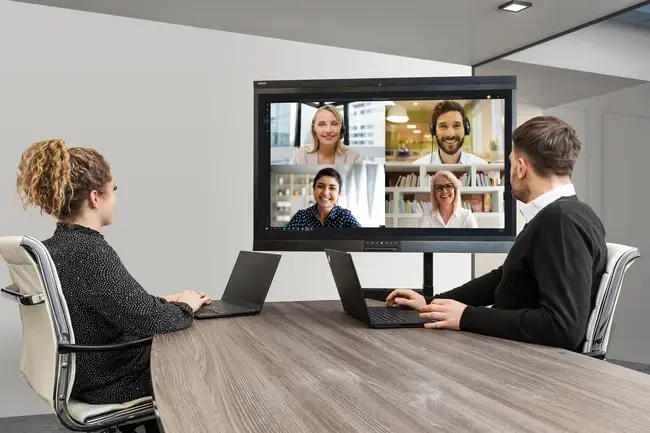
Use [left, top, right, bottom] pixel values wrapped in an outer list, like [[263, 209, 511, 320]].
[[113, 418, 161, 433], [584, 350, 606, 360]]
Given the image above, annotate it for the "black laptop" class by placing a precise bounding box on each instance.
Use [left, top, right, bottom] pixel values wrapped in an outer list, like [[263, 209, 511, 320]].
[[324, 249, 436, 328], [194, 251, 281, 320]]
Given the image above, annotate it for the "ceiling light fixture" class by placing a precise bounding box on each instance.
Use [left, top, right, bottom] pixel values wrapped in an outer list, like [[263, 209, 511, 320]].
[[386, 105, 409, 123], [498, 1, 532, 13]]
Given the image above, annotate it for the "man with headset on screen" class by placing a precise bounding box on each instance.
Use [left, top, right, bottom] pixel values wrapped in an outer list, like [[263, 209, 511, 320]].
[[411, 100, 488, 165], [387, 116, 607, 352]]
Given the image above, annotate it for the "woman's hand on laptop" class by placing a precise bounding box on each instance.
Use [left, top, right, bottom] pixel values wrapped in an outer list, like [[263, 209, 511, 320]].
[[385, 289, 427, 311], [163, 293, 182, 302], [163, 291, 210, 303], [178, 290, 212, 312]]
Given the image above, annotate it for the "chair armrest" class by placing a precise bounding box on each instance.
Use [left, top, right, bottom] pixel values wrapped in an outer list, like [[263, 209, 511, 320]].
[[1, 285, 45, 306], [58, 337, 153, 354], [584, 350, 606, 360]]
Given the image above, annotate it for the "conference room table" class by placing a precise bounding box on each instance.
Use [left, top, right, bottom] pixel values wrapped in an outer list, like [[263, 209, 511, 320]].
[[151, 300, 650, 433]]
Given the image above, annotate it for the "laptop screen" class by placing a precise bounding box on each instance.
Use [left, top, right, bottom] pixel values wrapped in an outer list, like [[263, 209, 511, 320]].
[[221, 251, 281, 307], [324, 249, 372, 324]]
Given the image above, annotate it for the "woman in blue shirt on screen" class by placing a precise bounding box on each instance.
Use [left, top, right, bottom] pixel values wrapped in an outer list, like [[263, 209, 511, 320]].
[[286, 167, 362, 229]]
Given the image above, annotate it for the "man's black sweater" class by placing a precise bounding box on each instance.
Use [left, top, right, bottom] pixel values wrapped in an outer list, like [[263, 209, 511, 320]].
[[428, 195, 607, 351]]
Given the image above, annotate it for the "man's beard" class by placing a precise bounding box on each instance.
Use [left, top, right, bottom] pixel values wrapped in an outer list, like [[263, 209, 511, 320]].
[[511, 177, 530, 203], [437, 136, 464, 155]]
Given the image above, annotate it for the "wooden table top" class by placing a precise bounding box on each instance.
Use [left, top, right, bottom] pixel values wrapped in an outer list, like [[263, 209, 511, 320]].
[[151, 300, 650, 433]]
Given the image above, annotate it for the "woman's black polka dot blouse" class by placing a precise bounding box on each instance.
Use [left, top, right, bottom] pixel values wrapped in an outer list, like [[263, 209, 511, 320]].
[[42, 223, 194, 405]]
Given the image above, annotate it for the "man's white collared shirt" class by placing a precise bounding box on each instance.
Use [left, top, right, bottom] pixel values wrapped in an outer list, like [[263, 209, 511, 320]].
[[412, 150, 488, 165], [520, 184, 576, 224]]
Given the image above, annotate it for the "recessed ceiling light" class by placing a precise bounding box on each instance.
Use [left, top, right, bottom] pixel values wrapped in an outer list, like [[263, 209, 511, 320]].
[[498, 1, 532, 13]]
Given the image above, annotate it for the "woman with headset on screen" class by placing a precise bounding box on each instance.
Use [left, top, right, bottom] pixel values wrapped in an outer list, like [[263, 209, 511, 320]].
[[286, 167, 362, 229], [291, 104, 362, 165], [419, 170, 478, 228]]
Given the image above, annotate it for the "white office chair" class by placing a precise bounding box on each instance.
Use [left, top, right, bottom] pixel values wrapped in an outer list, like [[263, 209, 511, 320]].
[[582, 242, 641, 360], [0, 235, 161, 433]]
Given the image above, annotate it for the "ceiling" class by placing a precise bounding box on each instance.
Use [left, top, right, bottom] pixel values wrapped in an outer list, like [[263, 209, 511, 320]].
[[475, 59, 647, 107], [611, 3, 650, 27], [10, 0, 649, 66]]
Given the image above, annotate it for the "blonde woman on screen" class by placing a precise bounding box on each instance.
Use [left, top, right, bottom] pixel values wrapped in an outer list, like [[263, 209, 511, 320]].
[[291, 104, 362, 165], [419, 170, 478, 228]]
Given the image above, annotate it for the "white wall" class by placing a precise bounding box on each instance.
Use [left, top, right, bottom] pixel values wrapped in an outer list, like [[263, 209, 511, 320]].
[[507, 21, 650, 82], [0, 2, 471, 417], [543, 82, 650, 364]]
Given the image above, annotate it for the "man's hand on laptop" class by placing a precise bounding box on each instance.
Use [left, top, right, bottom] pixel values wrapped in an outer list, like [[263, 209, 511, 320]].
[[178, 290, 212, 312], [419, 299, 466, 330], [385, 289, 427, 311]]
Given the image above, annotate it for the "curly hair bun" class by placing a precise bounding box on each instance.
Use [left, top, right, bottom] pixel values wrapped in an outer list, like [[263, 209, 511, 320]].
[[16, 139, 72, 219]]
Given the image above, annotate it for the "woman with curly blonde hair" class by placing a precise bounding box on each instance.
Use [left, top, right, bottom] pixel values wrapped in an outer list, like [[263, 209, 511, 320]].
[[16, 139, 210, 429]]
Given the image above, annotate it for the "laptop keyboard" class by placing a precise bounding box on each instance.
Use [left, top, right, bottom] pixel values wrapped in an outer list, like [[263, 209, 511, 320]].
[[201, 301, 256, 315], [368, 308, 408, 324]]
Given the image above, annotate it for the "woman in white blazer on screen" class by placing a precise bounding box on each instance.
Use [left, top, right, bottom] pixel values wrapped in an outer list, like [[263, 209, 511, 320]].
[[419, 170, 478, 229], [291, 104, 362, 165]]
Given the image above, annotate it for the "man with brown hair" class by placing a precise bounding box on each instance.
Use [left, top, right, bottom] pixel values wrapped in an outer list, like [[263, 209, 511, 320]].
[[412, 100, 489, 165], [387, 116, 607, 351]]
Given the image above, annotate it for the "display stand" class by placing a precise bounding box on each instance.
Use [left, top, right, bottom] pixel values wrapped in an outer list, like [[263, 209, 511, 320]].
[[422, 252, 477, 298], [422, 252, 434, 298], [471, 253, 476, 279]]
